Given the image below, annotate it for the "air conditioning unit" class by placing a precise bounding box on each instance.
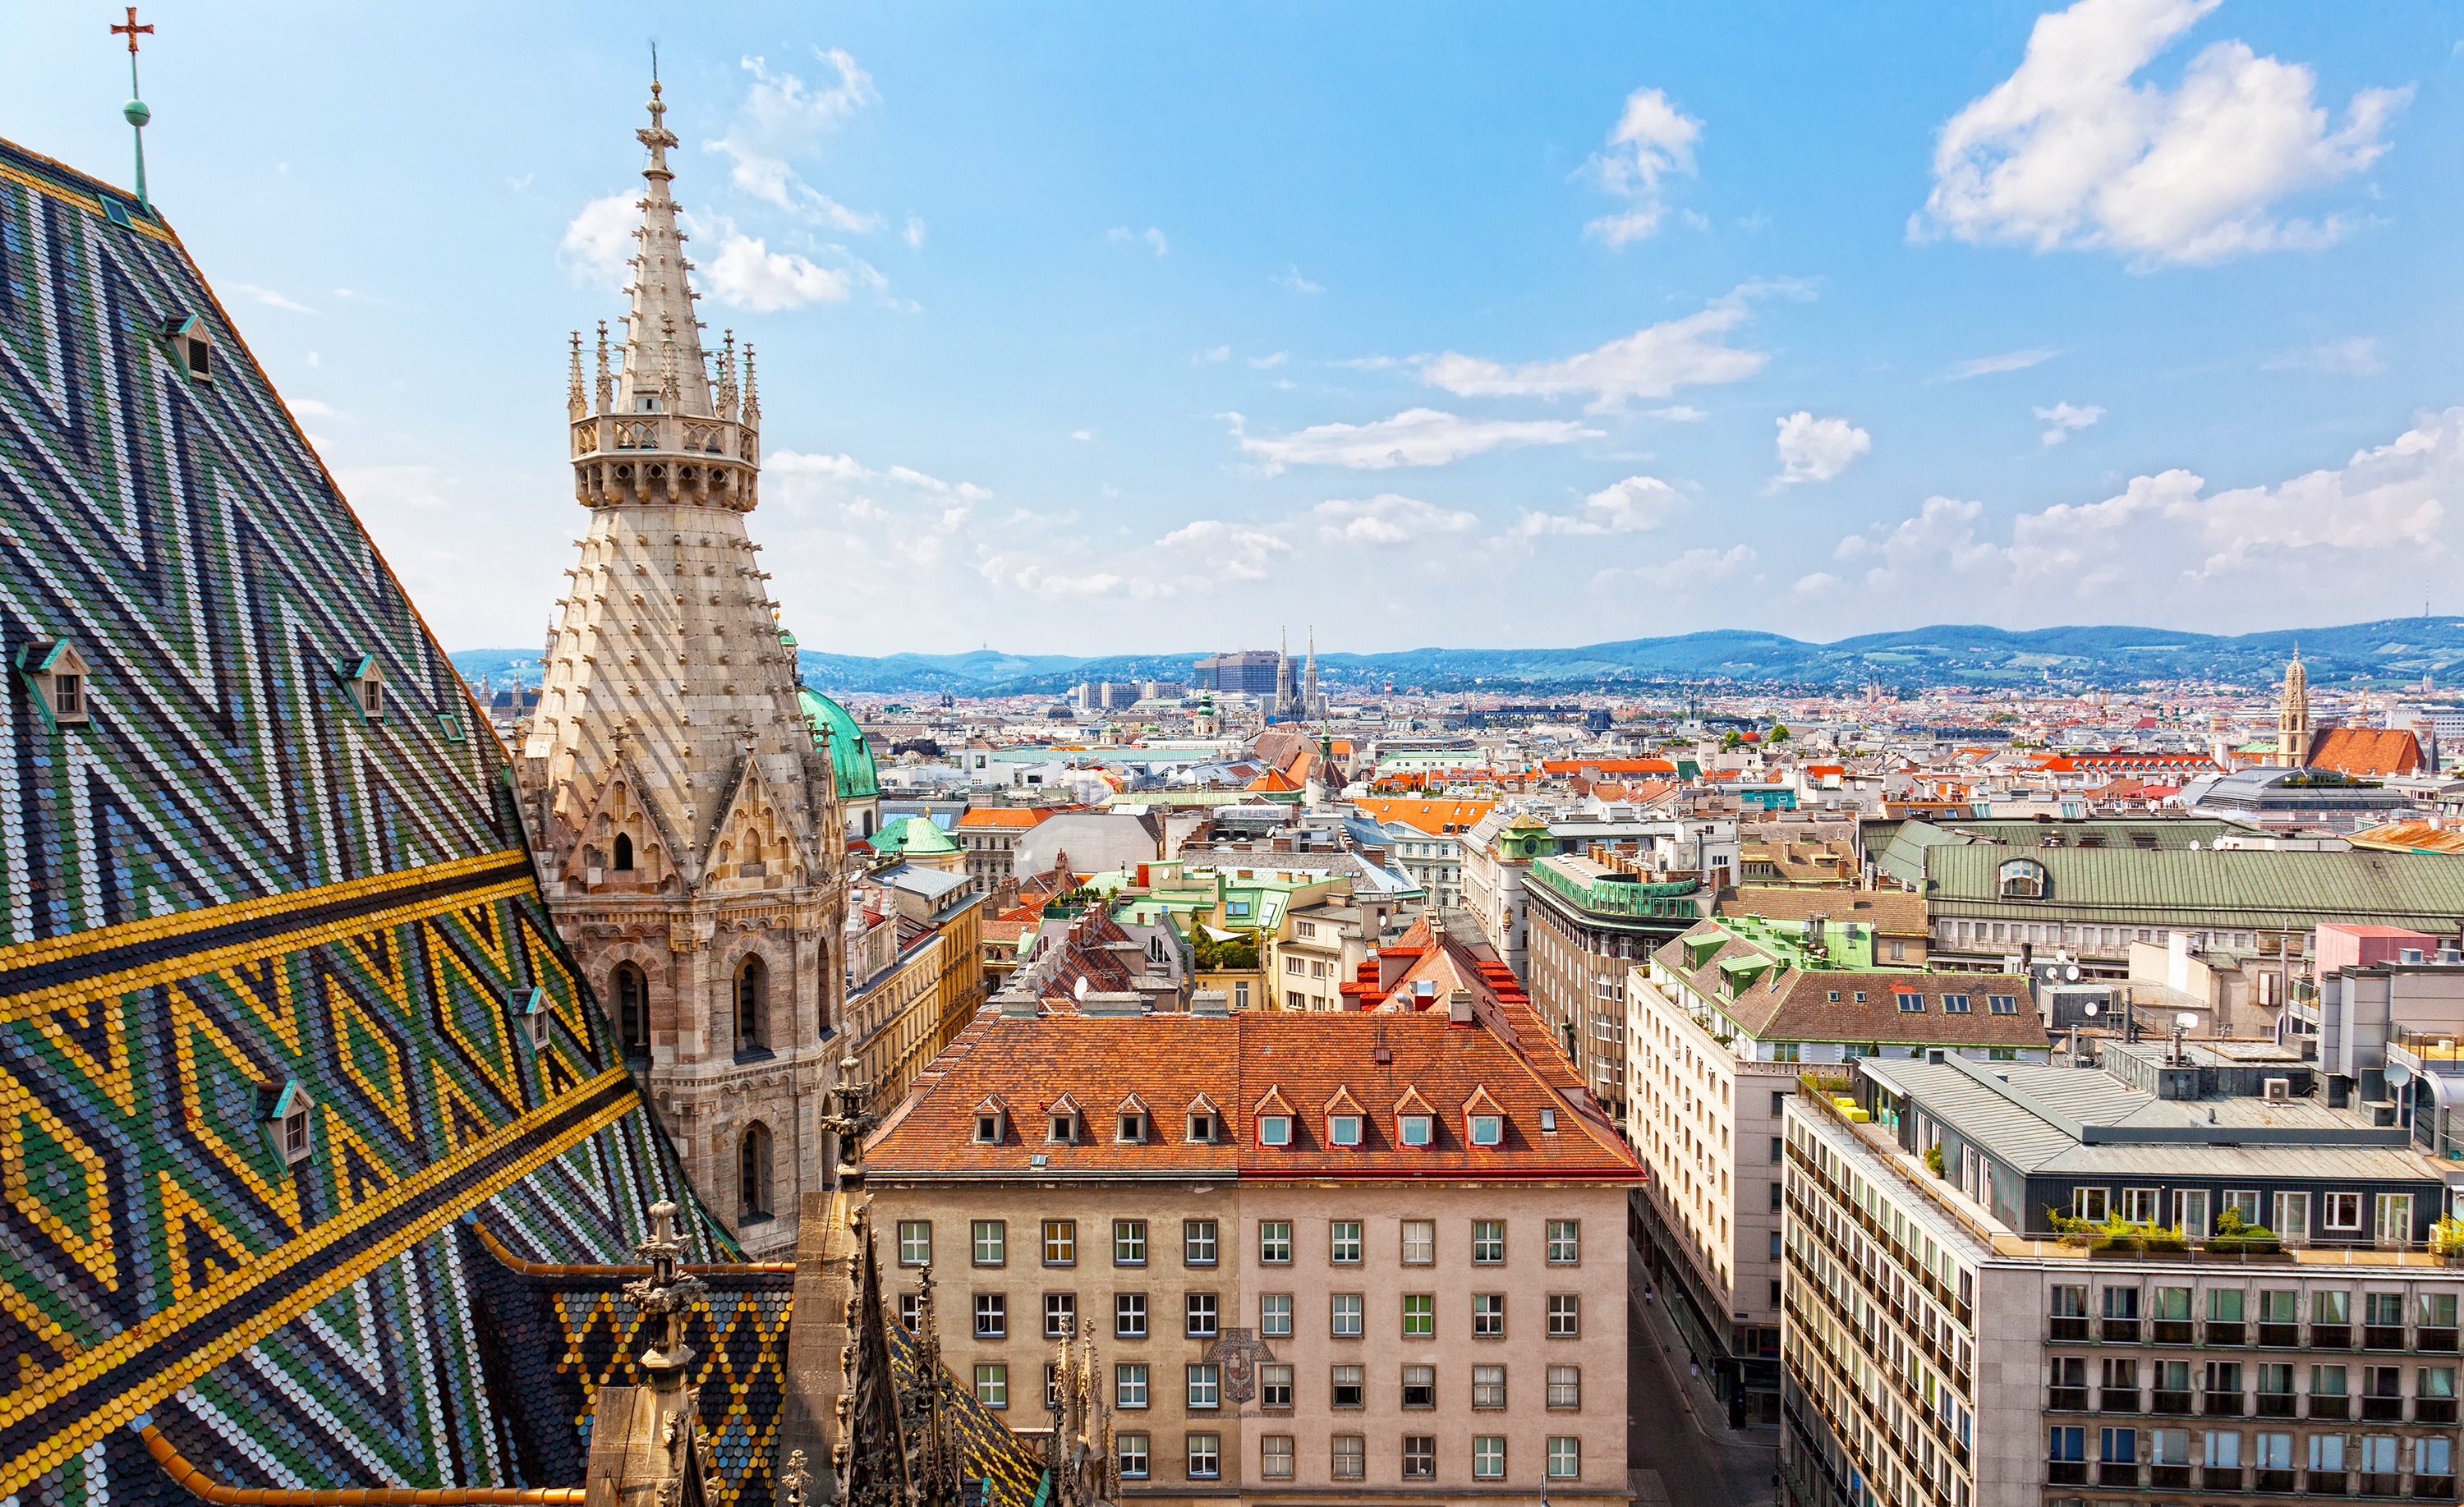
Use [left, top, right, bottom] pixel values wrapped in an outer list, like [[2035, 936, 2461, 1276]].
[[2262, 1077, 2292, 1103]]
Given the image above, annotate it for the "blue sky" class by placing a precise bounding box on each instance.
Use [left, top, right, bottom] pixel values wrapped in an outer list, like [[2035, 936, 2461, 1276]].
[[11, 0, 2464, 655]]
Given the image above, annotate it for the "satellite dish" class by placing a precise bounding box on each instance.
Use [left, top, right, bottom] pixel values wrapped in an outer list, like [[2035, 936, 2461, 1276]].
[[2065, 965, 2081, 981], [2175, 1013, 2200, 1031], [1074, 976, 1090, 1000], [2387, 1059, 2413, 1089], [2084, 1002, 2099, 1016]]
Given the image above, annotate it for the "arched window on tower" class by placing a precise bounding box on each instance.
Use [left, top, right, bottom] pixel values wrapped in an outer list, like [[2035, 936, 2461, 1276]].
[[614, 832, 635, 871], [612, 962, 648, 1057], [739, 1121, 773, 1222], [736, 954, 769, 1056]]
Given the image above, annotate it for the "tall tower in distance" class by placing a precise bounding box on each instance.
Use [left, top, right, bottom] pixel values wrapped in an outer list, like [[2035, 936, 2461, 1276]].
[[2277, 647, 2312, 767], [516, 76, 844, 1257]]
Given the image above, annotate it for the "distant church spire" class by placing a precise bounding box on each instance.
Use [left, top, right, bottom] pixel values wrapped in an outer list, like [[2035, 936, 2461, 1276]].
[[2277, 645, 2311, 767]]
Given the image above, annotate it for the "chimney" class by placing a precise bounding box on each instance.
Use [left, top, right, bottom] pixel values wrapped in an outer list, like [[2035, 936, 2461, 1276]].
[[1808, 913, 1827, 954], [1191, 990, 1230, 1018], [1447, 988, 1474, 1027], [1378, 950, 1411, 995]]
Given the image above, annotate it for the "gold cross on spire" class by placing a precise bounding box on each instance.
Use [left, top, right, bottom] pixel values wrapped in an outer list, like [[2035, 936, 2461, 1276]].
[[111, 6, 152, 54]]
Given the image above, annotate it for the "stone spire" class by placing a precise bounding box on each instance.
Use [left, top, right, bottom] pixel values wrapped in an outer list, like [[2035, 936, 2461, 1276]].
[[2277, 645, 2311, 767], [621, 77, 714, 417], [521, 74, 836, 1259], [1305, 626, 1318, 719]]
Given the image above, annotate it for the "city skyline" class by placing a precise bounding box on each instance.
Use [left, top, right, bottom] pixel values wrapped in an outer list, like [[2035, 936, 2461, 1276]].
[[8, 0, 2461, 655]]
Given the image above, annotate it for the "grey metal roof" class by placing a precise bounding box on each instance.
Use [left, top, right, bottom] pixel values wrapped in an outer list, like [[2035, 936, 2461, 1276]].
[[1924, 843, 2464, 930]]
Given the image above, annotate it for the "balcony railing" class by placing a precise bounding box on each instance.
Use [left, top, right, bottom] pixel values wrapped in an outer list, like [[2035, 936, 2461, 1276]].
[[2095, 1463, 2140, 1487], [2311, 1395, 2351, 1419], [2152, 1317, 2195, 1344], [2152, 1390, 2195, 1414], [2257, 1393, 2296, 1417], [2255, 1468, 2296, 1492], [2149, 1463, 2191, 1490], [2204, 1392, 2246, 1416], [2098, 1388, 2140, 1413], [2102, 1318, 2141, 1342], [2046, 1462, 2087, 1486], [2203, 1467, 2245, 1491], [2365, 1325, 2409, 1349], [2047, 1387, 2087, 1412], [2416, 1474, 2457, 1497], [2361, 1473, 2402, 1496], [2049, 1315, 2090, 1341], [2420, 1326, 2460, 1353], [2308, 1470, 2350, 1495], [2258, 1321, 2301, 1346], [2204, 1321, 2246, 1346], [2362, 1395, 2406, 1421], [2418, 1397, 2459, 1423], [2314, 1324, 2353, 1348]]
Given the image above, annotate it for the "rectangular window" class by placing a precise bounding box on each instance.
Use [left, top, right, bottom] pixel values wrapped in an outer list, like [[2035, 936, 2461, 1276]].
[[971, 1220, 1005, 1266], [1186, 1364, 1220, 1409], [1547, 1436, 1581, 1479], [1185, 1433, 1219, 1480], [1402, 1363, 1436, 1408], [1331, 1364, 1364, 1408], [1548, 1364, 1581, 1410], [1331, 1220, 1363, 1263], [1261, 1292, 1293, 1335], [1184, 1220, 1218, 1266], [1186, 1292, 1218, 1338], [1259, 1436, 1293, 1480], [2324, 1192, 2363, 1230], [2278, 1192, 2311, 1237], [1402, 1293, 1435, 1338], [1116, 1362, 1148, 1408], [1043, 1220, 1076, 1266], [1261, 1363, 1293, 1408], [1547, 1220, 1580, 1264], [1259, 1220, 1293, 1263], [1473, 1293, 1506, 1337], [1894, 991, 1924, 1013], [2224, 1190, 2263, 1226], [1332, 1293, 1363, 1336], [974, 1363, 1008, 1408], [1401, 1219, 1435, 1264], [974, 1293, 1005, 1339], [1473, 1220, 1506, 1263], [1473, 1364, 1506, 1408], [1331, 1435, 1365, 1480], [2072, 1188, 2111, 1222], [1547, 1293, 1580, 1337], [1402, 1436, 1436, 1480], [1044, 1292, 1076, 1339], [1473, 1436, 1506, 1479], [1940, 993, 1971, 1013], [1258, 1113, 1289, 1144], [1988, 994, 2018, 1014], [2122, 1188, 2160, 1224], [1114, 1220, 1147, 1266], [1117, 1433, 1148, 1480], [1115, 1292, 1147, 1339], [897, 1221, 931, 1266]]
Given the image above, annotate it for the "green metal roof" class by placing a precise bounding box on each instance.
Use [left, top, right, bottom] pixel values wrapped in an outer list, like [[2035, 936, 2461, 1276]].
[[1924, 844, 2464, 931], [869, 814, 961, 857], [800, 686, 881, 801]]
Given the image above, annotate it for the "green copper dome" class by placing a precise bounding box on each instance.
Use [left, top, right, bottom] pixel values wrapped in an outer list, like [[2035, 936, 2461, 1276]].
[[800, 687, 881, 802], [869, 814, 961, 857]]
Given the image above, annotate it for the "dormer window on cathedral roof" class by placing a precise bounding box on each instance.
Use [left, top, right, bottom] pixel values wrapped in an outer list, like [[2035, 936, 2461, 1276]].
[[17, 640, 91, 728], [159, 313, 211, 383], [338, 655, 384, 720]]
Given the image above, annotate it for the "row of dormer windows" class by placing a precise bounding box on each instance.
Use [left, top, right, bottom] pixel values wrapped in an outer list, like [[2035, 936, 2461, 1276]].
[[972, 1093, 1537, 1152]]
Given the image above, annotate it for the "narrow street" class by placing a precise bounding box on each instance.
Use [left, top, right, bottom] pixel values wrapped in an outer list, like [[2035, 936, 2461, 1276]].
[[1629, 1293, 1779, 1507]]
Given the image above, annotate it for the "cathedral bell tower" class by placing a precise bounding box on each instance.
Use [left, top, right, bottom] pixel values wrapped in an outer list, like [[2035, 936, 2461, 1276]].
[[517, 76, 845, 1256], [2277, 647, 2311, 768]]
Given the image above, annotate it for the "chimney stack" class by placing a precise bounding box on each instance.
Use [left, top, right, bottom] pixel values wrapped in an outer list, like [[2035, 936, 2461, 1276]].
[[1448, 988, 1474, 1027]]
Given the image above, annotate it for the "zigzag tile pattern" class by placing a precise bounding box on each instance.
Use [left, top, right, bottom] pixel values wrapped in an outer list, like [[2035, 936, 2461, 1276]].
[[0, 138, 734, 1507]]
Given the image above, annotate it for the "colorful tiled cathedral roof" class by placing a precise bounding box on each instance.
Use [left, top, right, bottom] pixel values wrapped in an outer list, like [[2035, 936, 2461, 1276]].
[[0, 135, 749, 1504]]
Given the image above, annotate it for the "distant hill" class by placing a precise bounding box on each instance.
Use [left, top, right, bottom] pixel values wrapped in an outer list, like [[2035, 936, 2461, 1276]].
[[447, 616, 2464, 696]]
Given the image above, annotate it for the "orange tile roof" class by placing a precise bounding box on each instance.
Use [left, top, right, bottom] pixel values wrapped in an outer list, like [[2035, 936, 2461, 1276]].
[[957, 806, 1060, 829], [1538, 758, 1676, 775], [1248, 768, 1304, 792], [863, 1010, 1640, 1183], [2308, 728, 2423, 778], [1348, 797, 1498, 832]]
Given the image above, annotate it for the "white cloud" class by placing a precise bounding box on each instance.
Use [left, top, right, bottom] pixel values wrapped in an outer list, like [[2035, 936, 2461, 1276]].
[[1791, 571, 1844, 597], [705, 50, 883, 228], [559, 193, 637, 291], [236, 284, 316, 315], [1913, 0, 2411, 265], [1418, 282, 1805, 413], [1070, 429, 1095, 441], [1198, 346, 1231, 364], [701, 234, 850, 310], [1772, 412, 1872, 485], [1597, 544, 1757, 591], [2263, 336, 2385, 376], [2034, 401, 2105, 444], [1156, 519, 1294, 579], [1834, 496, 2002, 588], [1276, 266, 1325, 293], [1583, 87, 1704, 247], [1227, 408, 1602, 474], [1248, 351, 1289, 370], [903, 215, 927, 249], [1510, 475, 1685, 538], [1945, 347, 2061, 380], [1314, 494, 1480, 547]]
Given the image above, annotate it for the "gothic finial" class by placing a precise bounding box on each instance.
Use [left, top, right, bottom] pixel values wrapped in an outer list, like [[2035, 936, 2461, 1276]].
[[742, 343, 761, 429], [567, 331, 586, 421], [595, 320, 613, 414]]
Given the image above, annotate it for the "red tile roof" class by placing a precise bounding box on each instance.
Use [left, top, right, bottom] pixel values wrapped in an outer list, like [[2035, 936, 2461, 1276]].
[[957, 806, 1064, 829], [2307, 728, 2423, 778], [862, 1008, 1642, 1183]]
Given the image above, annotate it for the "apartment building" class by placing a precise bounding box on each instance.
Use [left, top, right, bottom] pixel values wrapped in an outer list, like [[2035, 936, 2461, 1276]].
[[865, 956, 1643, 1507], [1780, 1050, 2464, 1507], [956, 805, 1062, 894], [1524, 852, 1712, 1124], [1628, 916, 2045, 1424]]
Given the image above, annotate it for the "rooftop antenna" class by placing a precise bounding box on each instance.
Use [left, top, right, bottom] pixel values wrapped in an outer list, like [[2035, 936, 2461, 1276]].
[[109, 7, 154, 209]]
